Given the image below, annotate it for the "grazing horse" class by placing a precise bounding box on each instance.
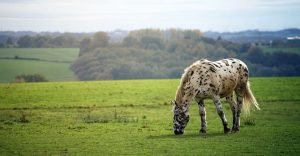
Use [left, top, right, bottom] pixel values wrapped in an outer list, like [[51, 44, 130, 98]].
[[172, 58, 260, 135]]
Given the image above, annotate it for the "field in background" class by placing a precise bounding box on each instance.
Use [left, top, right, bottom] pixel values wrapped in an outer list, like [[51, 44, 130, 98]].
[[0, 48, 79, 82], [0, 78, 299, 155], [262, 46, 300, 54]]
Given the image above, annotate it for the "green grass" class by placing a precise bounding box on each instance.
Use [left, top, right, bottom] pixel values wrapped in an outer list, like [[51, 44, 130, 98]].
[[0, 48, 79, 82], [0, 78, 300, 155], [0, 48, 79, 62], [262, 46, 300, 54]]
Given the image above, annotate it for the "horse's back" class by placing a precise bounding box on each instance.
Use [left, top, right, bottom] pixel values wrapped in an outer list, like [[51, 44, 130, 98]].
[[211, 58, 249, 97], [187, 58, 249, 98]]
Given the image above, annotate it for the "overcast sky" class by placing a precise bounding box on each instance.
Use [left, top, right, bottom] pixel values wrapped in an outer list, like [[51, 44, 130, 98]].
[[0, 0, 299, 32]]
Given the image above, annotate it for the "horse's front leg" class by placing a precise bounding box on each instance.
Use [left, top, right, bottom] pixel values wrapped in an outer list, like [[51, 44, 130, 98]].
[[213, 96, 231, 133], [196, 98, 207, 134]]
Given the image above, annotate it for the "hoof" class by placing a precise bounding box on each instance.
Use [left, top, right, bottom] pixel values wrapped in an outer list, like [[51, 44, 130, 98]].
[[224, 127, 231, 134], [174, 130, 184, 135], [199, 129, 206, 134], [231, 127, 240, 133]]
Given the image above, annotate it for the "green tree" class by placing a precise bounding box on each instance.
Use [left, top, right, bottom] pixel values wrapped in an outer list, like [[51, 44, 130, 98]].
[[6, 37, 14, 47], [15, 74, 48, 82], [91, 32, 109, 49], [18, 36, 33, 47], [122, 36, 139, 47]]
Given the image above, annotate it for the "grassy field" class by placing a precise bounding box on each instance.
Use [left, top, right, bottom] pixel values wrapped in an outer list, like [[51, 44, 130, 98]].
[[0, 78, 299, 155], [262, 46, 300, 54], [0, 48, 79, 82]]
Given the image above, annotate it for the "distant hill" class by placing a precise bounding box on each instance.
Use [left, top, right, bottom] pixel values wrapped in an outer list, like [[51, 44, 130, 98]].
[[1, 28, 299, 45], [203, 28, 300, 43], [0, 30, 128, 45]]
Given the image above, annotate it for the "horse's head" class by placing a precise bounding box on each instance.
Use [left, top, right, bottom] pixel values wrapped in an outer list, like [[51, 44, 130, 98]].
[[172, 100, 189, 135]]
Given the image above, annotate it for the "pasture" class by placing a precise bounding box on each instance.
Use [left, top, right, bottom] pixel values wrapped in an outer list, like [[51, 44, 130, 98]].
[[0, 48, 79, 82], [0, 78, 300, 155], [262, 46, 300, 54]]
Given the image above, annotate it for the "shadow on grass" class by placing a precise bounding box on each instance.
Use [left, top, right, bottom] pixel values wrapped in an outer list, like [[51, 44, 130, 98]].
[[148, 132, 234, 139]]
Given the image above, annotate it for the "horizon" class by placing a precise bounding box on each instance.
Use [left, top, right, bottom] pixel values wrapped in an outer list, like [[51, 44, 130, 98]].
[[0, 27, 300, 34], [0, 0, 300, 32]]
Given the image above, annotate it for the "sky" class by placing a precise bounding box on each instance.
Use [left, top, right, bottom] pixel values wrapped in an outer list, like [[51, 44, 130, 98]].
[[0, 0, 300, 32]]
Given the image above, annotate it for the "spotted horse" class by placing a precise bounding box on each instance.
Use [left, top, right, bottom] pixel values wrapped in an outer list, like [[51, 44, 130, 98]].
[[172, 58, 260, 135]]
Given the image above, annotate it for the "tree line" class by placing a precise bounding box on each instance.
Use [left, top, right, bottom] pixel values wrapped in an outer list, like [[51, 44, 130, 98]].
[[71, 29, 300, 80], [0, 32, 93, 48], [17, 35, 80, 48]]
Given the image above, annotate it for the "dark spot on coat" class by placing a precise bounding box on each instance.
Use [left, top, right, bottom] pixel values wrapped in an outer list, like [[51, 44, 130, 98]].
[[210, 66, 216, 73], [209, 84, 215, 88], [213, 63, 220, 68], [190, 71, 194, 76]]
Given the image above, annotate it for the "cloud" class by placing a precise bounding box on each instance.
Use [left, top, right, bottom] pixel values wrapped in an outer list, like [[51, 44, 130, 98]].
[[0, 0, 299, 31]]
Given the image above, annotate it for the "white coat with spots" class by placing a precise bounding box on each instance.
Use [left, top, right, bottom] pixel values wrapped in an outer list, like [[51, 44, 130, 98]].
[[172, 58, 260, 135]]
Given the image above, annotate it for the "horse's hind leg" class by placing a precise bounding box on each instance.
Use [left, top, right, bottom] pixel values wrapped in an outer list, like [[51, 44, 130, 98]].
[[213, 96, 231, 133], [226, 93, 238, 132], [232, 94, 243, 132], [195, 97, 207, 134]]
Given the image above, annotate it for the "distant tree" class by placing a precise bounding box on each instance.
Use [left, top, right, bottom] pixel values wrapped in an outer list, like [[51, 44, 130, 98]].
[[79, 38, 92, 55], [140, 36, 164, 50], [18, 35, 33, 47], [33, 36, 52, 48], [217, 36, 223, 41], [239, 43, 251, 53], [15, 74, 48, 82], [183, 29, 202, 40], [91, 32, 109, 49], [6, 37, 14, 47], [52, 36, 64, 47], [122, 36, 139, 47], [246, 46, 264, 63], [62, 33, 77, 47]]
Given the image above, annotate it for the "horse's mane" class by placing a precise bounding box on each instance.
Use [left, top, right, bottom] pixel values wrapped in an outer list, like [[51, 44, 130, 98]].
[[175, 59, 209, 105]]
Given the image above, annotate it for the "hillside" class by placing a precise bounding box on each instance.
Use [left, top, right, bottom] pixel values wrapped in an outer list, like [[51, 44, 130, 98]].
[[204, 28, 300, 43], [71, 29, 300, 80], [1, 28, 299, 46], [0, 48, 79, 82]]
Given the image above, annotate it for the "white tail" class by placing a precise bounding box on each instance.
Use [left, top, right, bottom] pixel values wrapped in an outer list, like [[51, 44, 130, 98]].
[[243, 81, 260, 116]]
